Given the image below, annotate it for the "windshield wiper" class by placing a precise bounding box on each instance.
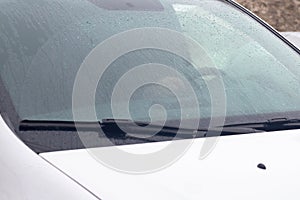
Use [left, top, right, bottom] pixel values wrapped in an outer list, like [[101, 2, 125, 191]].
[[19, 119, 200, 139], [19, 118, 260, 139], [223, 118, 300, 132]]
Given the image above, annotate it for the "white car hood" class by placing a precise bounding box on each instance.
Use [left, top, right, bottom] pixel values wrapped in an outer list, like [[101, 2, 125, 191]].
[[40, 130, 300, 200]]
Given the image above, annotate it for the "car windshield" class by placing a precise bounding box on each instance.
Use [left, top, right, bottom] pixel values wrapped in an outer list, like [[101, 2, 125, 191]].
[[0, 0, 300, 152]]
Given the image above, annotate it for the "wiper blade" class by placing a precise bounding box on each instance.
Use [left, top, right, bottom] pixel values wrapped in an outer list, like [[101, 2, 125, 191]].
[[223, 118, 300, 131], [19, 120, 100, 131], [19, 118, 260, 139], [19, 119, 198, 139]]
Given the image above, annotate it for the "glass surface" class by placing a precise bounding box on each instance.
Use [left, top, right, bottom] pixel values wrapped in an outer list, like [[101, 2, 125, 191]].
[[0, 0, 300, 152]]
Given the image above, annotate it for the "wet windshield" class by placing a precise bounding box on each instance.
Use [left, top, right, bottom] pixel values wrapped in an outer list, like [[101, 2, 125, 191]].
[[0, 0, 300, 152]]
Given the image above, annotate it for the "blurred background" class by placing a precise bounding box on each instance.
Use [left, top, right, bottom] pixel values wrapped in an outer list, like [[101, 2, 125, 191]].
[[236, 0, 300, 32]]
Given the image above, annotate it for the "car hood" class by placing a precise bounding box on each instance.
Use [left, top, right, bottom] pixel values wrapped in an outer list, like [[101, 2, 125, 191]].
[[40, 130, 300, 200]]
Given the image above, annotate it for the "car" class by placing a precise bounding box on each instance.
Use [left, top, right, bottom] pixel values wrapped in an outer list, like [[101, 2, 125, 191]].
[[0, 0, 300, 199]]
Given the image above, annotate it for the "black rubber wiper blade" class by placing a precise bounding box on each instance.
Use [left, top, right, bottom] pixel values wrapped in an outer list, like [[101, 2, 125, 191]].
[[19, 119, 196, 140], [19, 119, 175, 132], [19, 120, 101, 131], [223, 118, 300, 131], [19, 119, 179, 134]]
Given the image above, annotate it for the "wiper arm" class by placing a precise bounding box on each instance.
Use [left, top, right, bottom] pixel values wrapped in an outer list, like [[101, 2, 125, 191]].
[[100, 119, 263, 139], [223, 118, 300, 131], [19, 118, 259, 139]]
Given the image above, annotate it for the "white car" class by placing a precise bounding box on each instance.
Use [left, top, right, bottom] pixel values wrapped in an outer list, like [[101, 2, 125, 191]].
[[1, 0, 300, 199]]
